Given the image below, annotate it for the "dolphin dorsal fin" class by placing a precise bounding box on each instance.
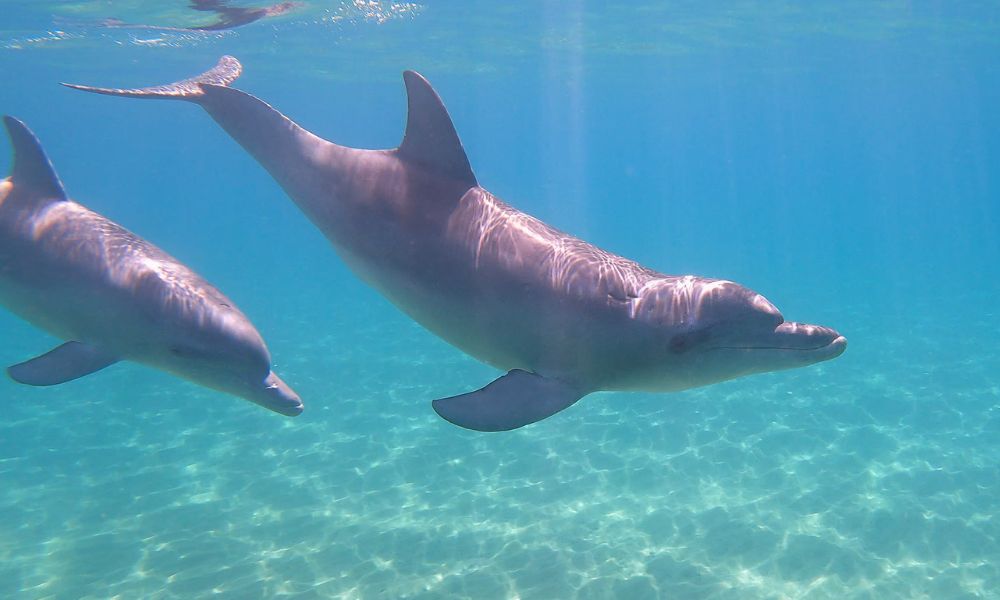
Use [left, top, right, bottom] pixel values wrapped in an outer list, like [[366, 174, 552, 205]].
[[397, 71, 478, 188], [3, 116, 67, 201]]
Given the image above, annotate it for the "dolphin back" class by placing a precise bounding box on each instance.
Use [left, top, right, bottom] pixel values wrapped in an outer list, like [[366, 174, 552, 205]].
[[65, 57, 480, 194]]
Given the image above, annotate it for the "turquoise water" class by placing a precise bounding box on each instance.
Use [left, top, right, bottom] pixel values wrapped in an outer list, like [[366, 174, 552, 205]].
[[2, 2, 999, 598]]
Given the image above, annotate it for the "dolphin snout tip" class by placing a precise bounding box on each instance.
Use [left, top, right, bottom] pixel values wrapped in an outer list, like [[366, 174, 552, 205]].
[[829, 335, 847, 357], [773, 322, 847, 359], [276, 399, 304, 417], [270, 390, 304, 416], [810, 329, 846, 361], [261, 372, 304, 417], [268, 394, 303, 417]]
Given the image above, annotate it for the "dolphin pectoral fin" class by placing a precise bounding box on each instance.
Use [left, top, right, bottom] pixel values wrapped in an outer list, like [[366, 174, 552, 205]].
[[432, 370, 583, 432], [8, 341, 119, 386]]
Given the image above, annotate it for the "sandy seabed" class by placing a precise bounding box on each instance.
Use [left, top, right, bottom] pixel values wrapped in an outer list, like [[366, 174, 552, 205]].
[[1, 301, 997, 600]]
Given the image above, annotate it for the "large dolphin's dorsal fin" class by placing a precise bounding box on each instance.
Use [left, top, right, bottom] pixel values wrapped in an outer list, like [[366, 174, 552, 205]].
[[3, 116, 67, 201], [397, 71, 478, 188]]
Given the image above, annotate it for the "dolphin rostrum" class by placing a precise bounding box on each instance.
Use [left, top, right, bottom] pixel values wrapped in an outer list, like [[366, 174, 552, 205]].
[[67, 57, 846, 431], [0, 116, 302, 416]]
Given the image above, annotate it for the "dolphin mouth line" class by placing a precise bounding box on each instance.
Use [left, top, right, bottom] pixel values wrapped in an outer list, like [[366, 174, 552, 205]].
[[710, 336, 847, 353]]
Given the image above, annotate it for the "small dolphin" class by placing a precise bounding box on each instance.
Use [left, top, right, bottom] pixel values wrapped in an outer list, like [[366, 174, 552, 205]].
[[0, 116, 302, 416], [68, 57, 845, 431], [185, 0, 301, 31], [99, 1, 302, 33]]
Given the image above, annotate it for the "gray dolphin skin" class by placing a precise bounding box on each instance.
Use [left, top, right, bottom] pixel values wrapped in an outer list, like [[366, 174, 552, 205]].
[[67, 56, 846, 431], [0, 116, 302, 416]]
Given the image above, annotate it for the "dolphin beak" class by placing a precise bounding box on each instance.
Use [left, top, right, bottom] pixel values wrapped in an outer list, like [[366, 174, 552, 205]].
[[771, 322, 847, 361], [255, 371, 304, 416]]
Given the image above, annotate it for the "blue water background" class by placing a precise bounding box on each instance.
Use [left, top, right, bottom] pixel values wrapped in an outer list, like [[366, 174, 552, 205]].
[[1, 2, 999, 598]]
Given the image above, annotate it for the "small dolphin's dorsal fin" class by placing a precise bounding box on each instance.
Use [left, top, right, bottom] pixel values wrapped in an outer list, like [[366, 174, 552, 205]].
[[397, 71, 478, 188], [3, 116, 67, 201]]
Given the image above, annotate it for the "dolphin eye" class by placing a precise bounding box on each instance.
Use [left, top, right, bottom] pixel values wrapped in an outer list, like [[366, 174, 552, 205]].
[[170, 345, 208, 359], [669, 334, 692, 353], [669, 326, 712, 353]]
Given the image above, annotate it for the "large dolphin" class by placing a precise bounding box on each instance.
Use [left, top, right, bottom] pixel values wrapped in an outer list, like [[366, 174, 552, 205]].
[[0, 116, 302, 416], [68, 57, 845, 431]]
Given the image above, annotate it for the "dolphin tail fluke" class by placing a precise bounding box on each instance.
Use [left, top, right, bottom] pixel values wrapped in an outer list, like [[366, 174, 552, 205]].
[[432, 370, 584, 432], [8, 341, 119, 386], [61, 55, 242, 101]]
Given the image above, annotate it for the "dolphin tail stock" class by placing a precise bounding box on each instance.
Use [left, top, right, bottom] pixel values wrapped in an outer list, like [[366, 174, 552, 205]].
[[432, 370, 585, 432], [63, 56, 333, 197], [61, 55, 243, 100]]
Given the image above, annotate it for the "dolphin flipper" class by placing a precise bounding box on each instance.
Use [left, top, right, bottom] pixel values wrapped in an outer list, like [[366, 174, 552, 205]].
[[8, 341, 119, 386], [432, 370, 583, 432]]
